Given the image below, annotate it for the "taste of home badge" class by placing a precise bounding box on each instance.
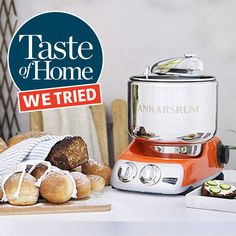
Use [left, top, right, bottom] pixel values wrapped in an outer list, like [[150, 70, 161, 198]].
[[8, 11, 103, 112]]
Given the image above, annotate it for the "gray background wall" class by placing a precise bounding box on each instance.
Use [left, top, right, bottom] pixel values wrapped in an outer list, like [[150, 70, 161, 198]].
[[15, 0, 236, 168]]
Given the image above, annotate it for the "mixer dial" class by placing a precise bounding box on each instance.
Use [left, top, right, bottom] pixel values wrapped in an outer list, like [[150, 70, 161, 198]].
[[118, 162, 137, 182], [139, 165, 161, 185]]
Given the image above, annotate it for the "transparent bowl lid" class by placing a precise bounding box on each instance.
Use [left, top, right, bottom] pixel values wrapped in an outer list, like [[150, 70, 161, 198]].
[[130, 54, 216, 82]]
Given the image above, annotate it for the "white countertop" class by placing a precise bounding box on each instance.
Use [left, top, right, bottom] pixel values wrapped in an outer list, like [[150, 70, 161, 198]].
[[1, 170, 236, 236]]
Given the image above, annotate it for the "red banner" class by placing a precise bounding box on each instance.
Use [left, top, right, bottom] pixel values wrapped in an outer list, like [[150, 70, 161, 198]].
[[18, 84, 102, 112]]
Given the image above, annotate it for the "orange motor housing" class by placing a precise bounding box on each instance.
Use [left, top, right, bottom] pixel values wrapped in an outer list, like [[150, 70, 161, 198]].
[[117, 137, 225, 187]]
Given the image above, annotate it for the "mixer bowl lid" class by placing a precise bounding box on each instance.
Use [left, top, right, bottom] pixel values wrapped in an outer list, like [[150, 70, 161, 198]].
[[130, 54, 216, 82]]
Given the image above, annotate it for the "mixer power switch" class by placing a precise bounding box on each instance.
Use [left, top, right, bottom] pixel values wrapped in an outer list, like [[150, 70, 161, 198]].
[[118, 162, 137, 182], [139, 165, 161, 185]]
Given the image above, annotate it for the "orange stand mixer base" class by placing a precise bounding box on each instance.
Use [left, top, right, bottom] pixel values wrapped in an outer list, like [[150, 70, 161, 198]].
[[111, 137, 224, 194]]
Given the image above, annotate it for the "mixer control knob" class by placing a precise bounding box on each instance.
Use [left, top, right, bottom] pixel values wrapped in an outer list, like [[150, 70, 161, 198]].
[[118, 162, 137, 182], [221, 145, 230, 164], [217, 143, 230, 165], [139, 165, 161, 185]]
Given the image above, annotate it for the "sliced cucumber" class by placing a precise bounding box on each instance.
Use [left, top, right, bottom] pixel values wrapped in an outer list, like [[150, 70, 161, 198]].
[[220, 184, 231, 190], [210, 187, 221, 194], [207, 180, 218, 186]]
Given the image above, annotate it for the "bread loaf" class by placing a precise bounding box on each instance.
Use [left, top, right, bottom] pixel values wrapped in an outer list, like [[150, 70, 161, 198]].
[[0, 137, 7, 154], [4, 173, 39, 206], [70, 172, 91, 199], [82, 159, 112, 185], [88, 175, 105, 192], [46, 136, 88, 170], [40, 172, 74, 204], [7, 131, 48, 147]]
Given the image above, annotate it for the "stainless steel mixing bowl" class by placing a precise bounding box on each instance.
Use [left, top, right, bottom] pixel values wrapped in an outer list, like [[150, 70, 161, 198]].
[[128, 55, 218, 143]]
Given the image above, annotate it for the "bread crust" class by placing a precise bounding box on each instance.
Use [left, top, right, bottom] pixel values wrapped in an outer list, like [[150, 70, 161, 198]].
[[88, 175, 105, 192], [46, 136, 88, 170], [0, 137, 8, 154], [4, 173, 39, 206], [40, 172, 73, 204], [70, 172, 91, 199], [82, 159, 112, 185], [7, 131, 48, 147]]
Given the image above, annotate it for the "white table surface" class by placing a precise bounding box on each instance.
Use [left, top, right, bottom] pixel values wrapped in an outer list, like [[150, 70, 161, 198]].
[[1, 170, 236, 236]]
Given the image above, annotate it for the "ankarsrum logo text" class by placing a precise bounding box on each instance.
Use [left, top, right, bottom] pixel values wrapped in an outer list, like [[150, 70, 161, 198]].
[[138, 104, 199, 114], [8, 12, 103, 112]]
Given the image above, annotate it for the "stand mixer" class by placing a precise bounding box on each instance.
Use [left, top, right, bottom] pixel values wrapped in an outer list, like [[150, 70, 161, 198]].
[[111, 54, 229, 194]]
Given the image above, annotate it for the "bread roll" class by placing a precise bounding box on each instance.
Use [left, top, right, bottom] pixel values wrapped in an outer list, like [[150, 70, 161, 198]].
[[4, 173, 39, 206], [7, 131, 48, 147], [0, 137, 7, 154], [46, 136, 88, 170], [0, 187, 3, 200], [31, 164, 48, 180], [82, 159, 112, 185], [88, 175, 105, 192], [70, 172, 91, 199], [40, 172, 74, 204]]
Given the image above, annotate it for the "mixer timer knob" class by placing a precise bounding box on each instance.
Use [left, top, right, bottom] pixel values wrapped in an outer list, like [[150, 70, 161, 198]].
[[118, 162, 137, 182], [217, 142, 230, 165], [139, 165, 161, 185]]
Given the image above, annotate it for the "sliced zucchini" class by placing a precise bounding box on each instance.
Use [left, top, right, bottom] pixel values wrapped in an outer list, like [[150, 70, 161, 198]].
[[207, 180, 218, 186], [220, 183, 231, 191], [209, 186, 221, 194]]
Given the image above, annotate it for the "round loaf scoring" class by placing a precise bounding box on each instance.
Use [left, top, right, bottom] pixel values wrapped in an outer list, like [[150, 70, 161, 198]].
[[40, 172, 74, 204], [4, 173, 39, 206], [46, 136, 88, 170], [70, 172, 91, 199]]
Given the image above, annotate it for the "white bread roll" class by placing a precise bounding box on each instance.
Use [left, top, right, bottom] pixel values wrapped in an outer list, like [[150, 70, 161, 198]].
[[88, 175, 105, 192], [70, 172, 91, 199], [4, 173, 39, 206], [82, 159, 112, 185], [40, 172, 74, 204]]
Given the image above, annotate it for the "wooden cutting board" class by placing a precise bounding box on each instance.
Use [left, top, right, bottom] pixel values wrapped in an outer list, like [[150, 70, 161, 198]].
[[0, 194, 111, 215]]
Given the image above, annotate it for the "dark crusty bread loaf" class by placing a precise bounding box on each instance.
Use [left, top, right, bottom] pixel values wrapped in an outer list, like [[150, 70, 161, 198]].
[[46, 136, 88, 170], [0, 137, 8, 154], [7, 131, 48, 147]]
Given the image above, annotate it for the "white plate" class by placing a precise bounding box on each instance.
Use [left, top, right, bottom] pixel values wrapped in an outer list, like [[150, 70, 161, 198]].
[[185, 181, 236, 213]]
